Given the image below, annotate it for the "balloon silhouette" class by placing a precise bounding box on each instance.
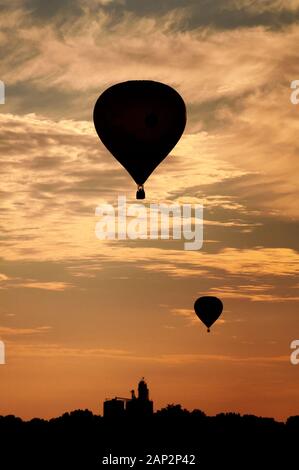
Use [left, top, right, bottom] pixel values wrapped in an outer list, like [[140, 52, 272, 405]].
[[93, 80, 186, 199], [194, 296, 223, 332]]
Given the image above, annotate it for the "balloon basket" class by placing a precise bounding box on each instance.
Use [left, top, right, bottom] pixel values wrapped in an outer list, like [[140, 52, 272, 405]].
[[136, 185, 145, 200]]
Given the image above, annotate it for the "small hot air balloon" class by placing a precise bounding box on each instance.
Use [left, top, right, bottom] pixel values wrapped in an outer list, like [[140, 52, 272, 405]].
[[93, 80, 186, 199], [194, 296, 223, 332]]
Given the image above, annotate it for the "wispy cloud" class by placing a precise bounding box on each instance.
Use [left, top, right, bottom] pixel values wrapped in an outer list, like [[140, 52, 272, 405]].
[[0, 0, 298, 420], [208, 285, 299, 302], [16, 281, 73, 291], [0, 273, 73, 291], [8, 342, 290, 366], [9, 343, 132, 358], [0, 326, 52, 337]]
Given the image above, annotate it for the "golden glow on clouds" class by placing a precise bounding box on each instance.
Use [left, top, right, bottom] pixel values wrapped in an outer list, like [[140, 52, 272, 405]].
[[0, 326, 51, 337], [0, 0, 299, 420]]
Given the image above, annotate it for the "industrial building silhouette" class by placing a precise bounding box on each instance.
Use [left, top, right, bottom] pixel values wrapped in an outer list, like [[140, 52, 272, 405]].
[[103, 378, 153, 418]]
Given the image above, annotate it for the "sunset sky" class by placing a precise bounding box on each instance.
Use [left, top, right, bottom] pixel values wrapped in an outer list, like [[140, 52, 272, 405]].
[[1, 0, 299, 421]]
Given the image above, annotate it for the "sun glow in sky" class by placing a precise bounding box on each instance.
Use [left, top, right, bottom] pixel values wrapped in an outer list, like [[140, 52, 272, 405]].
[[0, 0, 299, 420]]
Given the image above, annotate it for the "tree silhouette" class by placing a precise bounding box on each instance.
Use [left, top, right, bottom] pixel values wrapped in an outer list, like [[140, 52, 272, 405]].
[[0, 407, 298, 468]]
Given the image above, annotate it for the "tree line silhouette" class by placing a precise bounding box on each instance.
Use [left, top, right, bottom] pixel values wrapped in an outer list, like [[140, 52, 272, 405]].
[[1, 405, 298, 468]]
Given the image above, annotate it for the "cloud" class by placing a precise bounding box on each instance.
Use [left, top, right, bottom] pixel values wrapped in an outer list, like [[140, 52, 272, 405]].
[[208, 285, 299, 302], [0, 270, 73, 291], [0, 5, 295, 101], [0, 326, 52, 337], [0, 110, 297, 271], [1, 3, 299, 229], [232, 0, 299, 13], [0, 112, 243, 262], [8, 343, 132, 358], [1, 9, 299, 223], [138, 247, 299, 278], [122, 0, 299, 30], [16, 281, 73, 291], [7, 341, 290, 366], [153, 353, 290, 365], [170, 308, 198, 325], [0, 0, 298, 422], [8, 0, 299, 32], [0, 1, 298, 301]]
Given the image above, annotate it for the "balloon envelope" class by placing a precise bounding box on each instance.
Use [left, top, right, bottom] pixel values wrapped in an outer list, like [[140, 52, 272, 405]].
[[194, 296, 223, 332], [93, 80, 186, 186]]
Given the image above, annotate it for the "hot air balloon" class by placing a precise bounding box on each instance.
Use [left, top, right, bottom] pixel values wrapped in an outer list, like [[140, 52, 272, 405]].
[[194, 296, 223, 332], [93, 80, 186, 199]]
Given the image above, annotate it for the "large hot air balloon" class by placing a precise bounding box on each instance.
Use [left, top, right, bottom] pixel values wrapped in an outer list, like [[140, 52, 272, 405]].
[[93, 80, 186, 199], [194, 296, 223, 332]]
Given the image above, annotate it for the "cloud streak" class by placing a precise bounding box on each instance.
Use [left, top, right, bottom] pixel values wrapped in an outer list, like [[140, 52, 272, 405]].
[[0, 326, 51, 337]]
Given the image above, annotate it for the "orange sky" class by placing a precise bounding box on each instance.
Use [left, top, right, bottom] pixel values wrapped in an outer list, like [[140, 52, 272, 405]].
[[0, 0, 299, 421]]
